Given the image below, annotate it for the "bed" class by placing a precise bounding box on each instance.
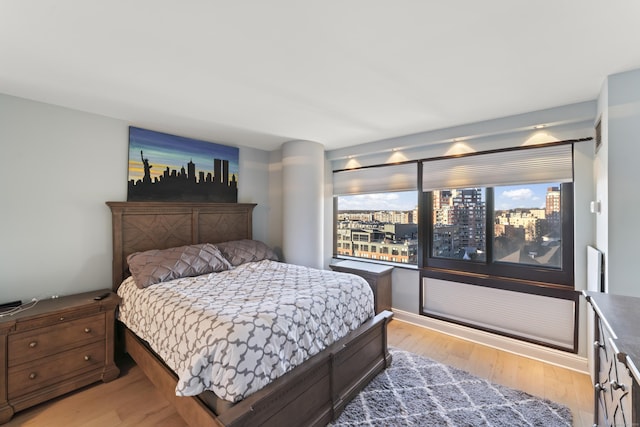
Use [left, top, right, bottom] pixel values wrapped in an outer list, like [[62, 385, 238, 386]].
[[107, 201, 393, 427]]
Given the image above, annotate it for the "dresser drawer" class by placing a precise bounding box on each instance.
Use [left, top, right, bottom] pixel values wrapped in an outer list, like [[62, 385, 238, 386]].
[[8, 313, 105, 367], [8, 340, 106, 399], [587, 290, 640, 427], [610, 340, 634, 427]]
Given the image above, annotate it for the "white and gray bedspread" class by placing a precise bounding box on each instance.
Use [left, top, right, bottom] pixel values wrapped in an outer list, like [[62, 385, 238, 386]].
[[117, 259, 375, 403]]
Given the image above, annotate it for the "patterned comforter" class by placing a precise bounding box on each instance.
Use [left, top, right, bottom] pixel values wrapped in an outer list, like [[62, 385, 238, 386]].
[[117, 260, 375, 402]]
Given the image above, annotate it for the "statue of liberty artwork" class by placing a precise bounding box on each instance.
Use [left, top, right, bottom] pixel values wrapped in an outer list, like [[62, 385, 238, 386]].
[[127, 127, 239, 202]]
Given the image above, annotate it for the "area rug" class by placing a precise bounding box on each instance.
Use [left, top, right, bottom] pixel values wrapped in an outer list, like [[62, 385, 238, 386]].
[[330, 348, 572, 426]]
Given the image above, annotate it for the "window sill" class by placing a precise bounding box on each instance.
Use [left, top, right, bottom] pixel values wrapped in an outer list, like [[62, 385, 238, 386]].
[[332, 256, 418, 271]]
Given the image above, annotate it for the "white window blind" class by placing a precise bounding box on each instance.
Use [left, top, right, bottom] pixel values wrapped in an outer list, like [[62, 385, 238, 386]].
[[422, 144, 573, 191], [333, 163, 417, 196], [422, 278, 575, 350]]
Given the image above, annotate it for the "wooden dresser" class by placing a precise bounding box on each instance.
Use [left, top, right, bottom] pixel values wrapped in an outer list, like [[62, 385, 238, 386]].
[[330, 260, 393, 313], [0, 290, 120, 424], [584, 291, 640, 427]]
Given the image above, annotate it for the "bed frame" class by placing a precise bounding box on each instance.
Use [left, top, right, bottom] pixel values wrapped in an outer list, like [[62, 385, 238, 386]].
[[107, 201, 393, 427]]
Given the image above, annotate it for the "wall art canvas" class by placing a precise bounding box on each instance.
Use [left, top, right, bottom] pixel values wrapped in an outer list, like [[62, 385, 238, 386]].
[[127, 126, 239, 202]]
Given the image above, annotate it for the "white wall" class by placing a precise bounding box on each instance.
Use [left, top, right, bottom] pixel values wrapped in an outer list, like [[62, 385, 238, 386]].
[[328, 114, 596, 311], [0, 89, 606, 368], [597, 69, 640, 297], [267, 149, 284, 260], [0, 94, 127, 303], [325, 103, 596, 363], [0, 93, 272, 304], [281, 140, 325, 268], [573, 140, 597, 359], [595, 79, 609, 292], [237, 145, 271, 244]]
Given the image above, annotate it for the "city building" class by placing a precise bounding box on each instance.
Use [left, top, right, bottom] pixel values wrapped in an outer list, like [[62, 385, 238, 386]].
[[336, 216, 417, 263], [432, 188, 486, 260]]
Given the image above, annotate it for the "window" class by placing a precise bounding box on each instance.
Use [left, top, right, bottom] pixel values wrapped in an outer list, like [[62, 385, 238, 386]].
[[333, 144, 574, 284], [432, 188, 486, 262], [333, 163, 418, 266], [335, 191, 418, 264], [422, 144, 574, 287], [494, 184, 562, 269]]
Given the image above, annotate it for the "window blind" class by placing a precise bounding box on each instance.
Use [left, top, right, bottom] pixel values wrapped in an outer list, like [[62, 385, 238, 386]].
[[422, 144, 573, 191], [333, 162, 417, 196], [422, 278, 575, 350]]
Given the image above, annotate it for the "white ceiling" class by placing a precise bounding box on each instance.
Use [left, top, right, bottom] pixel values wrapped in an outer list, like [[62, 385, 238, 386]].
[[2, 1, 640, 151]]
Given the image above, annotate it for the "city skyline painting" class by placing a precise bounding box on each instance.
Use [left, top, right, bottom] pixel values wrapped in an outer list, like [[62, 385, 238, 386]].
[[127, 127, 239, 202]]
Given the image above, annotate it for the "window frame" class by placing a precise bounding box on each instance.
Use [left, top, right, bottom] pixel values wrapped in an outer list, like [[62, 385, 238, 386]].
[[421, 182, 574, 288], [332, 190, 419, 267], [332, 142, 577, 285]]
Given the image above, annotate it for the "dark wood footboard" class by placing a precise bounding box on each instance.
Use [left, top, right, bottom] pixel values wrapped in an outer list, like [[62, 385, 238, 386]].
[[123, 310, 393, 427]]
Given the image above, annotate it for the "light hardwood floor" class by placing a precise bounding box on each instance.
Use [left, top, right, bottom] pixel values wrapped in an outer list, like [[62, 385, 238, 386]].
[[4, 319, 594, 426]]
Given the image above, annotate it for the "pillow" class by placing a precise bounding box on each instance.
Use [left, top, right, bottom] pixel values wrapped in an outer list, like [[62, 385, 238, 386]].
[[215, 239, 279, 266], [127, 243, 232, 288]]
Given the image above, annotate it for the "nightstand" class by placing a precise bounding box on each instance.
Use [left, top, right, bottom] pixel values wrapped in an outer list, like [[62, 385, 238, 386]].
[[0, 290, 120, 424], [330, 260, 393, 313]]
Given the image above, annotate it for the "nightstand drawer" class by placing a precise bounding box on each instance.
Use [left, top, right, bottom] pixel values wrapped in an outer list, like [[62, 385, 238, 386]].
[[8, 313, 105, 366], [12, 306, 99, 332], [8, 340, 106, 399]]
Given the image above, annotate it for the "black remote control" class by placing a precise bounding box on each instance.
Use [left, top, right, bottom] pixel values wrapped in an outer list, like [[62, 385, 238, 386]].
[[93, 292, 111, 301]]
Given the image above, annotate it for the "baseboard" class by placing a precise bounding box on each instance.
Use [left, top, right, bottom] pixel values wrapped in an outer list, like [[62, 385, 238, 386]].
[[391, 308, 588, 375]]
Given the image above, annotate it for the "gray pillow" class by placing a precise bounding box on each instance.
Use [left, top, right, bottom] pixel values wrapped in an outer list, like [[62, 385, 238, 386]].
[[215, 239, 279, 266], [127, 243, 232, 288]]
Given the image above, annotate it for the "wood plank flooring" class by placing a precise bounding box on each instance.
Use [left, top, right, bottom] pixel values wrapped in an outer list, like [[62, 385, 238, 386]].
[[388, 320, 594, 427], [4, 319, 594, 426]]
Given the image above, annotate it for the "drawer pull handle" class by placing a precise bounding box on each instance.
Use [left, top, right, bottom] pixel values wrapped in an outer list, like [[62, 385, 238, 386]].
[[594, 340, 605, 349], [610, 380, 626, 391], [59, 316, 65, 321], [595, 382, 606, 393], [29, 372, 37, 380], [84, 327, 91, 333], [29, 341, 38, 348], [84, 355, 91, 361]]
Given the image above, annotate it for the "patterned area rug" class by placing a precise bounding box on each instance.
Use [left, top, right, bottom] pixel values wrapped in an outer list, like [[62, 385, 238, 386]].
[[330, 348, 572, 426]]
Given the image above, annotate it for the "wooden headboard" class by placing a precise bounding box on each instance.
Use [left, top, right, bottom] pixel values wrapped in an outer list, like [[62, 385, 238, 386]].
[[106, 202, 256, 290]]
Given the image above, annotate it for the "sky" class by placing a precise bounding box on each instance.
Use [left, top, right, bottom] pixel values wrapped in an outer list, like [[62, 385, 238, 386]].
[[337, 183, 557, 212], [128, 127, 239, 182], [338, 191, 417, 211], [494, 183, 556, 211]]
